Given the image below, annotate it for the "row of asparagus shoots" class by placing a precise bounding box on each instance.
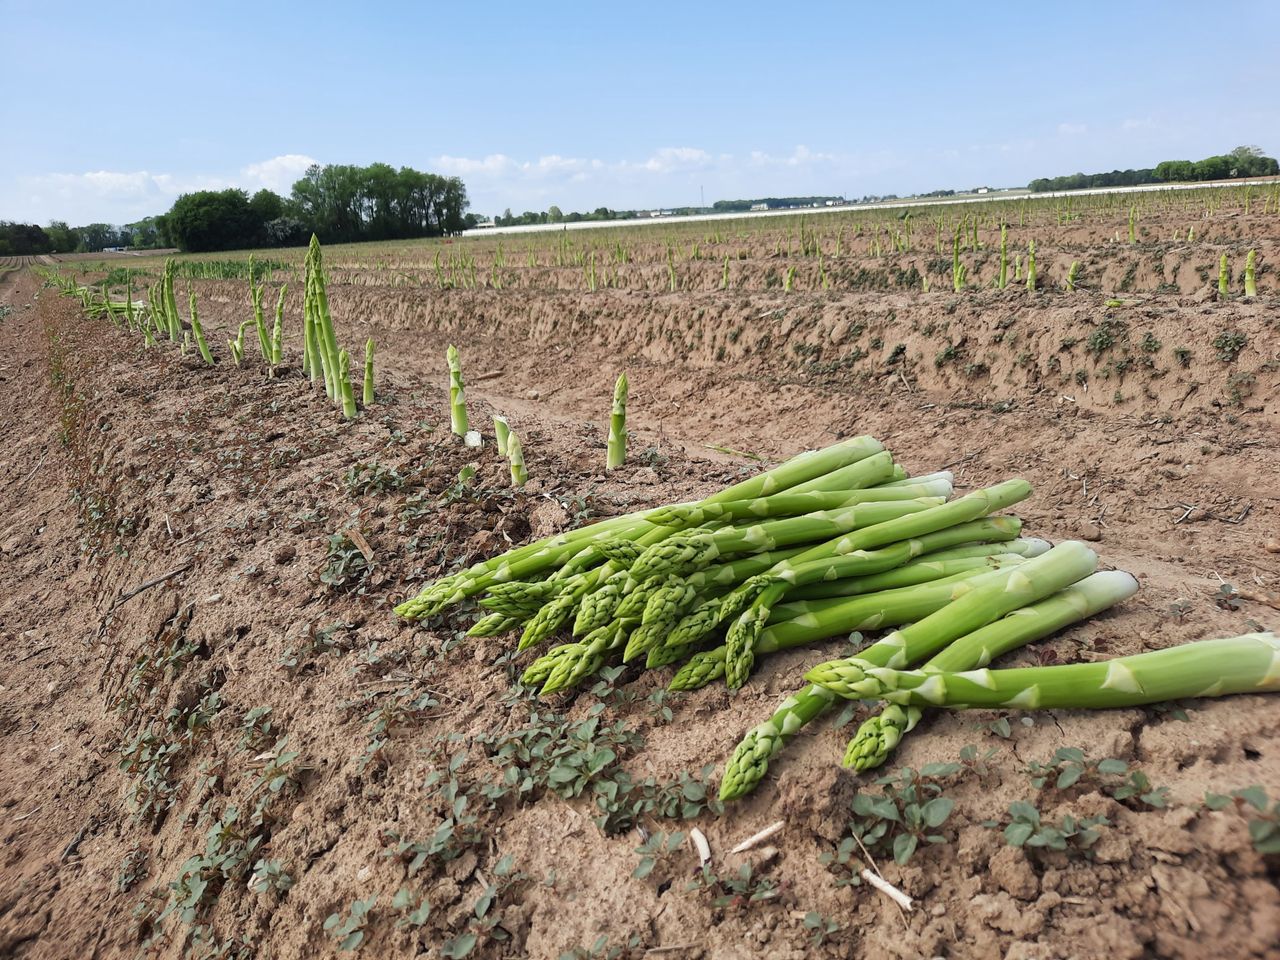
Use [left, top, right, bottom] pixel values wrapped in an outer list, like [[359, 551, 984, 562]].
[[395, 437, 1073, 703], [301, 236, 374, 419], [450, 344, 627, 487], [48, 239, 376, 420]]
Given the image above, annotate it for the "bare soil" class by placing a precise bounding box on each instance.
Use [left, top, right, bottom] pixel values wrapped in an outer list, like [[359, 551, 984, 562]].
[[1, 199, 1278, 960]]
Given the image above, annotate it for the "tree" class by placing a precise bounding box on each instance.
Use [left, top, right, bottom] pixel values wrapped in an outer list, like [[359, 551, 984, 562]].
[[0, 222, 52, 256], [248, 189, 285, 225], [288, 163, 468, 242], [1193, 155, 1231, 182], [547, 205, 563, 223], [1228, 145, 1278, 177], [77, 223, 124, 252], [44, 221, 78, 253], [1155, 160, 1195, 182], [165, 189, 259, 252]]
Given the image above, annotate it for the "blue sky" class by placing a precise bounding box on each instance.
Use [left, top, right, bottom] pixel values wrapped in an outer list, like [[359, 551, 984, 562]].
[[3, 0, 1278, 224]]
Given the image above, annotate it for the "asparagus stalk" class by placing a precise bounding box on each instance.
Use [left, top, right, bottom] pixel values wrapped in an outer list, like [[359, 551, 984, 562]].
[[187, 291, 214, 364], [271, 284, 286, 368], [607, 372, 628, 470], [309, 236, 342, 401], [363, 338, 375, 407], [447, 344, 469, 435], [669, 559, 1030, 691], [785, 546, 1044, 602], [338, 350, 358, 419], [467, 612, 522, 638], [812, 631, 1278, 711], [250, 261, 271, 361], [396, 437, 887, 621], [720, 479, 1033, 687], [163, 258, 181, 341], [493, 416, 511, 455], [661, 517, 1024, 663], [717, 540, 1096, 801], [644, 450, 899, 527], [507, 430, 527, 487], [123, 271, 135, 329], [643, 467, 950, 529], [628, 498, 942, 583], [842, 570, 1138, 770]]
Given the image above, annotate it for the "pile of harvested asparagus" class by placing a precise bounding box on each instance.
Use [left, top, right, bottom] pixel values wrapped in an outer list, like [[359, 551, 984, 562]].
[[395, 437, 1278, 800]]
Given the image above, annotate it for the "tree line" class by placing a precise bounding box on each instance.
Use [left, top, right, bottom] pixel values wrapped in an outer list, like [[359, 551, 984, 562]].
[[712, 195, 844, 212], [165, 163, 473, 251], [493, 205, 639, 227], [0, 217, 166, 256], [1, 162, 473, 255], [1029, 145, 1278, 193]]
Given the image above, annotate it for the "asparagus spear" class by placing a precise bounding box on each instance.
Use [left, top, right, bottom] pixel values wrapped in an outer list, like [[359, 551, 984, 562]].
[[607, 372, 628, 470], [718, 540, 1097, 801], [628, 498, 943, 583], [643, 478, 955, 528], [396, 436, 886, 620], [507, 430, 528, 487], [643, 451, 901, 527], [720, 480, 1034, 687], [785, 548, 1041, 602], [811, 631, 1279, 710], [447, 344, 469, 435], [841, 570, 1138, 770], [669, 558, 1031, 691], [663, 516, 1025, 656]]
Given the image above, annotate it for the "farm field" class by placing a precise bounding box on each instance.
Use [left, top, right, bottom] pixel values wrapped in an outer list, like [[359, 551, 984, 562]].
[[1, 186, 1278, 959]]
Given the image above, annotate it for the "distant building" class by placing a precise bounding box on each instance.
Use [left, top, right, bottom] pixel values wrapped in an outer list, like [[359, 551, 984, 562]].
[[750, 203, 769, 211], [975, 186, 991, 194]]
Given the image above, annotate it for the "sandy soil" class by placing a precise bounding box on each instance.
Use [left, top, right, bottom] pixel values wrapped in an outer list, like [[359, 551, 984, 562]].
[[2, 198, 1278, 959]]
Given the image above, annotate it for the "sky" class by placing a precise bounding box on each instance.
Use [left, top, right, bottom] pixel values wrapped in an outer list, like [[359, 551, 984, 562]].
[[3, 0, 1278, 225]]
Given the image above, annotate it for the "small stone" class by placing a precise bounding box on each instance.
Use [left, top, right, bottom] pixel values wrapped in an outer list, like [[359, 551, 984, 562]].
[[1264, 539, 1280, 554], [274, 544, 297, 565]]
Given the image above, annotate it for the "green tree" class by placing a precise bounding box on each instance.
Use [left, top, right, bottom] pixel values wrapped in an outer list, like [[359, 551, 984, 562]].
[[0, 222, 52, 255], [166, 189, 259, 252], [44, 220, 78, 253], [77, 223, 125, 252], [248, 189, 285, 225], [1193, 155, 1231, 181]]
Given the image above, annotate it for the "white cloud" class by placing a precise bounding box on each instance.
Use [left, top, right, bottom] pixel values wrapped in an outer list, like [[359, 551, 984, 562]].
[[436, 153, 520, 176], [1057, 122, 1088, 136], [637, 147, 714, 173], [6, 154, 317, 224], [242, 154, 318, 193], [748, 145, 838, 167], [1122, 117, 1156, 131]]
